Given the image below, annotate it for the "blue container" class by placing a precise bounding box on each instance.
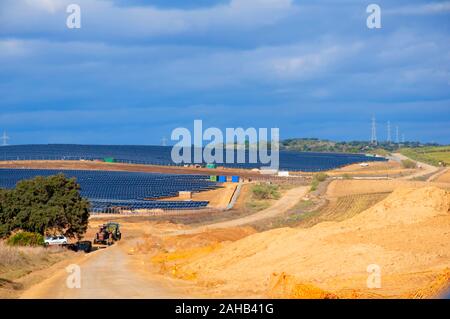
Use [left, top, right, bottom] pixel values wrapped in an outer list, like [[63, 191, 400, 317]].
[[231, 176, 239, 183], [218, 176, 227, 182]]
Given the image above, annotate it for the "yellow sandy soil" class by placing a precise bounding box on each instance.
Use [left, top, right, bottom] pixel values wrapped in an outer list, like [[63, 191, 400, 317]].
[[327, 160, 414, 177], [163, 183, 237, 209], [326, 179, 450, 198], [168, 186, 308, 236], [434, 169, 450, 183], [165, 186, 450, 298], [16, 185, 450, 299]]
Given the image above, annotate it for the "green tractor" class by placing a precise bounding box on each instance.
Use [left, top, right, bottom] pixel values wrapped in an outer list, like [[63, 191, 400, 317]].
[[94, 222, 122, 245]]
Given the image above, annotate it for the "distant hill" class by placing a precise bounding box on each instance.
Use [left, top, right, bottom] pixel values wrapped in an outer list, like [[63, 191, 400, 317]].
[[280, 138, 441, 155], [399, 146, 450, 166]]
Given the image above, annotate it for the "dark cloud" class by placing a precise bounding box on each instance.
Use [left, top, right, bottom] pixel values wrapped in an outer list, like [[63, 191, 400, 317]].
[[0, 0, 449, 144]]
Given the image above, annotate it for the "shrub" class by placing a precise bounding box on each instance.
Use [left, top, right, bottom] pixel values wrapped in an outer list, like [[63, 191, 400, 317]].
[[314, 173, 329, 182], [251, 183, 280, 200], [401, 159, 417, 169], [7, 231, 45, 247], [310, 173, 329, 191]]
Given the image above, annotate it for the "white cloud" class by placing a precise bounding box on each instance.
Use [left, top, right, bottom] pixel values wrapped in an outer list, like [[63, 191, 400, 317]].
[[25, 0, 65, 14], [0, 39, 29, 57], [269, 43, 363, 80], [386, 1, 450, 15], [0, 0, 297, 37]]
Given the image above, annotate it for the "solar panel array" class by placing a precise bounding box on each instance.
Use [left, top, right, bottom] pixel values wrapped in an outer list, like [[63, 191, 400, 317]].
[[0, 169, 218, 213], [0, 145, 387, 172]]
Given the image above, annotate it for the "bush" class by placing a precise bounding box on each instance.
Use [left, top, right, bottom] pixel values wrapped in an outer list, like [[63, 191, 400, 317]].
[[401, 159, 417, 169], [251, 183, 280, 200], [314, 173, 329, 182], [310, 173, 329, 191], [7, 231, 45, 247]]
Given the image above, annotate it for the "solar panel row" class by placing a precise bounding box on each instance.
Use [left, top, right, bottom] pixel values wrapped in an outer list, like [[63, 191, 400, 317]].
[[0, 169, 219, 213], [0, 145, 387, 172]]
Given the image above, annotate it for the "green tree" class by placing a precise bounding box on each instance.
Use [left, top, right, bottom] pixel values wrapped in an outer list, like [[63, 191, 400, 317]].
[[0, 174, 90, 239]]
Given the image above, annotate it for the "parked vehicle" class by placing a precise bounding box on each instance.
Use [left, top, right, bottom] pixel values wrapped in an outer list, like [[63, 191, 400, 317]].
[[44, 235, 68, 246], [67, 241, 92, 253]]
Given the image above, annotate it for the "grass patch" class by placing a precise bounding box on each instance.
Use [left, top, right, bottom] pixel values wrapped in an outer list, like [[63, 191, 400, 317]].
[[0, 241, 72, 297], [400, 146, 450, 166], [246, 200, 271, 212], [401, 159, 417, 169], [243, 183, 281, 214], [294, 192, 389, 228]]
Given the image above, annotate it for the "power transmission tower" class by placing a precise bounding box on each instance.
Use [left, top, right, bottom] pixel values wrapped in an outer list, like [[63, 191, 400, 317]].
[[387, 121, 391, 143], [396, 126, 400, 144], [1, 131, 9, 146], [161, 137, 167, 146], [371, 116, 377, 145], [401, 134, 405, 144]]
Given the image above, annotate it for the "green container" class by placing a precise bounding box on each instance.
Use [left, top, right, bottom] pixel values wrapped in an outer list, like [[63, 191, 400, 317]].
[[206, 163, 217, 169], [104, 157, 115, 163], [210, 175, 217, 182]]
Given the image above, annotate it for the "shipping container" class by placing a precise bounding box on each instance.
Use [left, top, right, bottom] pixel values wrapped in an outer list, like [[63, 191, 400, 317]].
[[104, 157, 115, 163], [206, 163, 217, 169], [210, 175, 218, 182], [231, 176, 240, 183], [218, 176, 227, 182]]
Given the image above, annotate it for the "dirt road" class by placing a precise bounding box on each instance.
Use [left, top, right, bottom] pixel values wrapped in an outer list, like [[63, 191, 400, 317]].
[[19, 186, 308, 298], [171, 186, 309, 235], [427, 167, 449, 182], [20, 244, 183, 299], [392, 153, 439, 180]]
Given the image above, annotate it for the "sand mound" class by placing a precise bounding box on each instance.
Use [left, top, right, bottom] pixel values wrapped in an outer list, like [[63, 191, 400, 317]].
[[163, 227, 256, 251], [435, 169, 450, 183], [345, 186, 450, 228], [326, 180, 450, 198], [174, 186, 450, 298]]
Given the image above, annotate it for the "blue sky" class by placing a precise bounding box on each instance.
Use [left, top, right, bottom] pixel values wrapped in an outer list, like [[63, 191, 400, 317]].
[[0, 0, 449, 145]]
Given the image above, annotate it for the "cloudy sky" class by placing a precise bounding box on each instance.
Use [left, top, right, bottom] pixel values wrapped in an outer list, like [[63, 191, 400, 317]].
[[0, 0, 449, 144]]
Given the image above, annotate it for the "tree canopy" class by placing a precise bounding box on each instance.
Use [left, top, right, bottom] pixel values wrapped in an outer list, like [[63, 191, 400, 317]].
[[0, 174, 90, 239]]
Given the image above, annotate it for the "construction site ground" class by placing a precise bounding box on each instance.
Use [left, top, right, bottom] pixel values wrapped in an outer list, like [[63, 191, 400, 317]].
[[1, 157, 448, 299]]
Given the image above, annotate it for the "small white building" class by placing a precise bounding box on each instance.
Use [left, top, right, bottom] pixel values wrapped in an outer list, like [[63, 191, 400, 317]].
[[277, 171, 290, 177]]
